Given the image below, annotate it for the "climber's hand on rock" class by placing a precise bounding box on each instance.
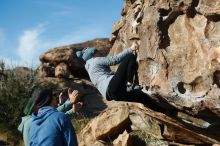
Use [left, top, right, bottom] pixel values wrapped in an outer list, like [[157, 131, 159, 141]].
[[130, 41, 139, 53]]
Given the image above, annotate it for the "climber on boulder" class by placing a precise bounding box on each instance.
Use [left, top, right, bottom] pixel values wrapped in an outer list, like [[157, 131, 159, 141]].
[[76, 41, 143, 101]]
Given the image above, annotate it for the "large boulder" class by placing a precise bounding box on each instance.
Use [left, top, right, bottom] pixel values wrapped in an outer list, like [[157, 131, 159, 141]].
[[40, 38, 111, 63], [109, 0, 220, 119], [55, 63, 70, 78], [39, 48, 73, 64], [113, 130, 133, 146], [78, 103, 130, 145], [37, 38, 112, 78], [196, 0, 220, 17]]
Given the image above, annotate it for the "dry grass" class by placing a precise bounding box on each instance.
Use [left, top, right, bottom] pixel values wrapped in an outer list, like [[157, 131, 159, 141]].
[[71, 114, 91, 134]]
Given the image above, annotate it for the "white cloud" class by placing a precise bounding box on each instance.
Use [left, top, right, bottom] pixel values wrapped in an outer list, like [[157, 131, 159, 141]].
[[17, 24, 45, 66], [15, 23, 110, 68]]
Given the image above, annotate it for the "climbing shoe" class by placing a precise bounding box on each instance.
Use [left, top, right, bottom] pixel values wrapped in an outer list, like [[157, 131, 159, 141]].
[[126, 83, 143, 92]]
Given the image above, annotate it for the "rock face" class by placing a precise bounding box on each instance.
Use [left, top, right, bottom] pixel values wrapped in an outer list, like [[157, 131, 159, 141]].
[[113, 130, 133, 146], [79, 103, 130, 146], [55, 63, 70, 78], [37, 38, 112, 78], [78, 103, 220, 146], [110, 0, 220, 119]]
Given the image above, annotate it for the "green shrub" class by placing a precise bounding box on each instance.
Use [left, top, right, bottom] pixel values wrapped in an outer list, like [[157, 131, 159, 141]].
[[0, 60, 36, 132]]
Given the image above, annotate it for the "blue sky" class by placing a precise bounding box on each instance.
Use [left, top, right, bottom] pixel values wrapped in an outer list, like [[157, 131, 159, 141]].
[[0, 0, 123, 67]]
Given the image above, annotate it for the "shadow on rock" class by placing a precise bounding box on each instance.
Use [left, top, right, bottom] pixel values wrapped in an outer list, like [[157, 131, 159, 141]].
[[118, 91, 178, 116]]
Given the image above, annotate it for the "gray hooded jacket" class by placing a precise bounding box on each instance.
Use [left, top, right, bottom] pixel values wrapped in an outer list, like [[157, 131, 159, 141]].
[[85, 48, 133, 98]]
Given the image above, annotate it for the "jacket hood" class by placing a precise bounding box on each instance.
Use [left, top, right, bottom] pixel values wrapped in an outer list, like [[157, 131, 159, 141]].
[[32, 106, 57, 125], [17, 115, 32, 133]]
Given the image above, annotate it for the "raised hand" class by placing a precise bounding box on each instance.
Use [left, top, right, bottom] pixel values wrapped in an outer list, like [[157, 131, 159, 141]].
[[130, 41, 139, 54], [68, 88, 79, 104]]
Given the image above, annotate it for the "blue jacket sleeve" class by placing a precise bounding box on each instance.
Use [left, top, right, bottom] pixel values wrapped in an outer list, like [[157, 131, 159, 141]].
[[62, 116, 78, 146], [95, 48, 133, 66]]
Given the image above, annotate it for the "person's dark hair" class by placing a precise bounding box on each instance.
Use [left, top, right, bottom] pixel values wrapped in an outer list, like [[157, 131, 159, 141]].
[[32, 88, 53, 108]]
